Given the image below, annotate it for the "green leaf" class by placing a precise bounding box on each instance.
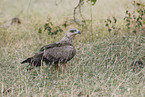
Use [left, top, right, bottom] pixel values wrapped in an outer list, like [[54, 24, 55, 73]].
[[126, 19, 130, 22], [126, 23, 130, 26], [108, 29, 112, 32], [137, 17, 140, 21], [87, 0, 97, 6], [113, 16, 117, 23], [138, 21, 142, 26], [133, 15, 136, 19], [126, 10, 128, 14], [128, 27, 131, 29], [105, 23, 109, 27], [136, 3, 141, 6], [38, 28, 42, 34], [112, 26, 115, 29], [107, 18, 111, 23], [133, 30, 136, 33]]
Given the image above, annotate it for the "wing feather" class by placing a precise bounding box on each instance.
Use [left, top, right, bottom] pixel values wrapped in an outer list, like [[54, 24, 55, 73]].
[[42, 42, 76, 64], [40, 42, 73, 51]]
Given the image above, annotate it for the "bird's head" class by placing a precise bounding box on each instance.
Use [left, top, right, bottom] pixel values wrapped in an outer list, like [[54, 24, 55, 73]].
[[66, 28, 81, 38]]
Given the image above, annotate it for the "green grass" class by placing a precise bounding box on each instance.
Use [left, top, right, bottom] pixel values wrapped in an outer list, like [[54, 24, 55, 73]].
[[0, 0, 145, 96], [1, 34, 145, 96]]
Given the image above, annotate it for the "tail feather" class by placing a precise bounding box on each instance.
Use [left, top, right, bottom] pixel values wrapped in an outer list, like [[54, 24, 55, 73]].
[[21, 57, 33, 64]]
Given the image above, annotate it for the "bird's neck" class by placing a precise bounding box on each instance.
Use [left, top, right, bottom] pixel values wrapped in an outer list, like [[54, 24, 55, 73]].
[[60, 35, 75, 45]]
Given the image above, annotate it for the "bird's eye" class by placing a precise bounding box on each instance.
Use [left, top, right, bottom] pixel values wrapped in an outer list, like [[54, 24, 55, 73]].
[[70, 30, 77, 33]]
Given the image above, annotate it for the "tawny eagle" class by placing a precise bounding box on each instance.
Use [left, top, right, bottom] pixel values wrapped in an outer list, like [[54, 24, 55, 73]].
[[21, 28, 80, 71]]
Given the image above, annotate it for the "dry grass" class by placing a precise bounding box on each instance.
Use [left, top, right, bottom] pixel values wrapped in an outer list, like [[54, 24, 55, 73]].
[[0, 0, 145, 97]]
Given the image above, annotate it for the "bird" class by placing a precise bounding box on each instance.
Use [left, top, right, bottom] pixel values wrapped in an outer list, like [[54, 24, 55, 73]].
[[21, 28, 80, 71]]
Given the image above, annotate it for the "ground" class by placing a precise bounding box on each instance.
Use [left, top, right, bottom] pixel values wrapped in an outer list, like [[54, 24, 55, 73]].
[[0, 0, 145, 96]]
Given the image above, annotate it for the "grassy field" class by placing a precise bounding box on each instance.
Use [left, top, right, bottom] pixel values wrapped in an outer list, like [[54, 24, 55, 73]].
[[0, 0, 145, 96]]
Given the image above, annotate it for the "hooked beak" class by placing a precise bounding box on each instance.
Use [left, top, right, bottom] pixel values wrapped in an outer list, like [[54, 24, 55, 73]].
[[78, 31, 81, 34]]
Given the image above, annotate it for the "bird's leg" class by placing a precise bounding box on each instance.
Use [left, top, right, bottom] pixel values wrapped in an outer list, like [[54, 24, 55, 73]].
[[53, 64, 60, 70], [61, 63, 66, 73], [53, 63, 66, 73]]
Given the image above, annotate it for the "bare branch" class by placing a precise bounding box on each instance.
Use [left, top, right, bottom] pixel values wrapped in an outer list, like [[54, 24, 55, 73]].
[[74, 0, 84, 22]]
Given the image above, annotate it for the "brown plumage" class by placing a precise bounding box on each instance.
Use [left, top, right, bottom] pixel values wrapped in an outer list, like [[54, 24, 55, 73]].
[[21, 28, 80, 70]]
